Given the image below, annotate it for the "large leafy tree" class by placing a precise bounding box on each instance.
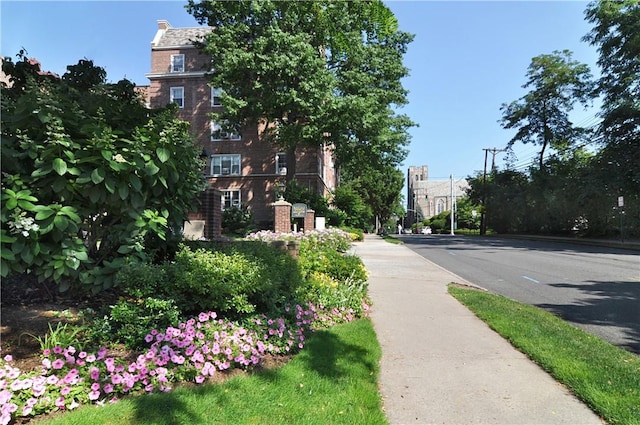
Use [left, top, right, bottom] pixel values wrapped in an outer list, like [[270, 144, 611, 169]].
[[583, 0, 640, 200], [186, 0, 413, 182], [500, 50, 596, 169], [1, 54, 205, 292]]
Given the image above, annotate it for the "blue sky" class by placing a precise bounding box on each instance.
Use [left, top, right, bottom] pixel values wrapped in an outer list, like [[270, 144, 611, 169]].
[[2, 1, 600, 182]]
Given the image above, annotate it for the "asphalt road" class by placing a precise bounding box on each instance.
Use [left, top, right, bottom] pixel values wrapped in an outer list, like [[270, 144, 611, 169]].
[[396, 234, 640, 355]]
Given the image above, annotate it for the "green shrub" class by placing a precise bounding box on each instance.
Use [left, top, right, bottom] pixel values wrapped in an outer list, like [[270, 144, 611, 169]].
[[168, 246, 260, 316], [222, 205, 256, 237], [115, 242, 306, 320], [302, 271, 369, 315], [299, 249, 367, 283], [108, 297, 182, 349], [340, 226, 364, 241]]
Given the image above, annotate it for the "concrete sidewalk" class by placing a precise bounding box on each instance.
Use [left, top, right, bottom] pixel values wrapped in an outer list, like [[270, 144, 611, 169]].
[[352, 235, 604, 425]]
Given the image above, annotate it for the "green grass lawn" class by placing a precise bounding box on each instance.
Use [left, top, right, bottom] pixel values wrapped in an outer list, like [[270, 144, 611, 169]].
[[449, 284, 640, 425], [37, 319, 387, 425]]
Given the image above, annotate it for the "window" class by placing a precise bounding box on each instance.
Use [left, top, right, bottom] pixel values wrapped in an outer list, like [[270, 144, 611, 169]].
[[171, 54, 185, 72], [221, 190, 241, 210], [436, 199, 446, 215], [170, 87, 184, 108], [211, 154, 241, 176], [276, 153, 287, 175], [211, 87, 222, 107], [211, 121, 241, 141]]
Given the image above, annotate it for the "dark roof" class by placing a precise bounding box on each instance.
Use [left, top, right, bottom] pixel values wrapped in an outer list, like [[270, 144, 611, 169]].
[[156, 27, 212, 47]]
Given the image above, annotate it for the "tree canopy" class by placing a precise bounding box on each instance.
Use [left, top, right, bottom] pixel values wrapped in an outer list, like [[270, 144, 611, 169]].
[[583, 0, 640, 196], [500, 50, 595, 169], [186, 0, 414, 186]]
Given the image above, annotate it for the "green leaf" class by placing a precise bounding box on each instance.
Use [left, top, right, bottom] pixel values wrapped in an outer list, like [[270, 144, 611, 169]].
[[17, 200, 36, 211], [117, 245, 133, 254], [4, 198, 17, 210], [59, 206, 81, 222], [75, 175, 93, 184], [52, 178, 67, 193], [53, 215, 70, 232], [1, 249, 16, 261], [101, 150, 113, 161], [130, 175, 142, 192], [89, 189, 102, 204], [31, 166, 52, 178], [21, 249, 34, 264], [74, 251, 89, 261], [52, 158, 68, 176], [144, 161, 160, 176], [156, 147, 170, 163], [34, 207, 56, 220], [0, 231, 17, 243], [104, 177, 116, 194], [66, 167, 81, 176], [118, 184, 129, 200], [91, 168, 105, 184]]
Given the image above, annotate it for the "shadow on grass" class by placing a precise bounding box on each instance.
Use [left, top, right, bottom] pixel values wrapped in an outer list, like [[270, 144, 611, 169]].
[[125, 320, 379, 424]]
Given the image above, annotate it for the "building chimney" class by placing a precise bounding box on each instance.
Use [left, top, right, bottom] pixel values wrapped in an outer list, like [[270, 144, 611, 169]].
[[157, 20, 172, 30]]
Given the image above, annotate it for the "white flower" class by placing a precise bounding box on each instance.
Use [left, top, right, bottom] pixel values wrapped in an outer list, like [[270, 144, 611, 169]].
[[113, 154, 127, 163]]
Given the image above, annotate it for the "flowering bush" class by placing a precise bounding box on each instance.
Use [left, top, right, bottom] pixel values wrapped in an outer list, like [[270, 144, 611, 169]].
[[0, 305, 333, 424], [0, 228, 372, 424]]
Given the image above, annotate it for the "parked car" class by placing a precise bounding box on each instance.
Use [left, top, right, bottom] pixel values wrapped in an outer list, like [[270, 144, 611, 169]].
[[421, 226, 432, 235]]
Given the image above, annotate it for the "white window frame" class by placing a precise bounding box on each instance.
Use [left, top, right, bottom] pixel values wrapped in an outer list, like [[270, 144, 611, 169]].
[[210, 154, 241, 176], [211, 87, 222, 107], [221, 190, 241, 210], [170, 87, 184, 108], [276, 152, 287, 175], [211, 120, 241, 141], [171, 54, 185, 73]]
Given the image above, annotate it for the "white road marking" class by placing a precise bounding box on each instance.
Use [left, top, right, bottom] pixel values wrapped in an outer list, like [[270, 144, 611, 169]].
[[522, 275, 540, 284]]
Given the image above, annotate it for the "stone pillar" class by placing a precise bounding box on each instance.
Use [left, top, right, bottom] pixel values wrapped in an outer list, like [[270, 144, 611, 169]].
[[304, 209, 315, 232], [274, 198, 292, 233]]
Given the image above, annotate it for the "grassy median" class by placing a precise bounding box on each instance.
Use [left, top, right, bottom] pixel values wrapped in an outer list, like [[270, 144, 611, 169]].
[[449, 284, 640, 425], [38, 319, 387, 425]]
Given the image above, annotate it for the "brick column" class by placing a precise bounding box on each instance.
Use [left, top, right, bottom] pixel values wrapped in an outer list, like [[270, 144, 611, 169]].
[[274, 199, 292, 233], [304, 209, 315, 232], [188, 187, 222, 240]]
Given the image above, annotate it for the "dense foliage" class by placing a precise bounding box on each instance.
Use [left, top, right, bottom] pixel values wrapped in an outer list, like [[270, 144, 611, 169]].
[[1, 54, 206, 293], [482, 2, 639, 238], [186, 0, 413, 227], [0, 229, 370, 424]]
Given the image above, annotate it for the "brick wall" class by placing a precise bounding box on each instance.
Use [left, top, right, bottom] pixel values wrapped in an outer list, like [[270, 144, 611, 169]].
[[187, 187, 222, 240]]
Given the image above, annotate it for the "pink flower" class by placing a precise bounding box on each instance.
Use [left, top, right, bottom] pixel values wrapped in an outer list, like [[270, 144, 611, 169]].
[[88, 390, 100, 401], [52, 359, 65, 370], [2, 355, 12, 363], [55, 396, 66, 409]]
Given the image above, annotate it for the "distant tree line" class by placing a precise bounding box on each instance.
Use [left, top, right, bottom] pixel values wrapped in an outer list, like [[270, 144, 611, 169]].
[[467, 1, 639, 238]]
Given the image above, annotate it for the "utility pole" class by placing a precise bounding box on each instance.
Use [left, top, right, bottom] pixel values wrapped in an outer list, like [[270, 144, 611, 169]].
[[450, 174, 455, 235], [480, 148, 506, 235]]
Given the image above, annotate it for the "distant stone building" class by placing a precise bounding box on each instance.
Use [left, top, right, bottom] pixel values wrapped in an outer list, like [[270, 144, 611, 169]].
[[406, 165, 469, 224]]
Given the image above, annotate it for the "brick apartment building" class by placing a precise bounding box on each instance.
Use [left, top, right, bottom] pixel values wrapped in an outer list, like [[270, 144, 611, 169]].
[[145, 20, 337, 228]]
